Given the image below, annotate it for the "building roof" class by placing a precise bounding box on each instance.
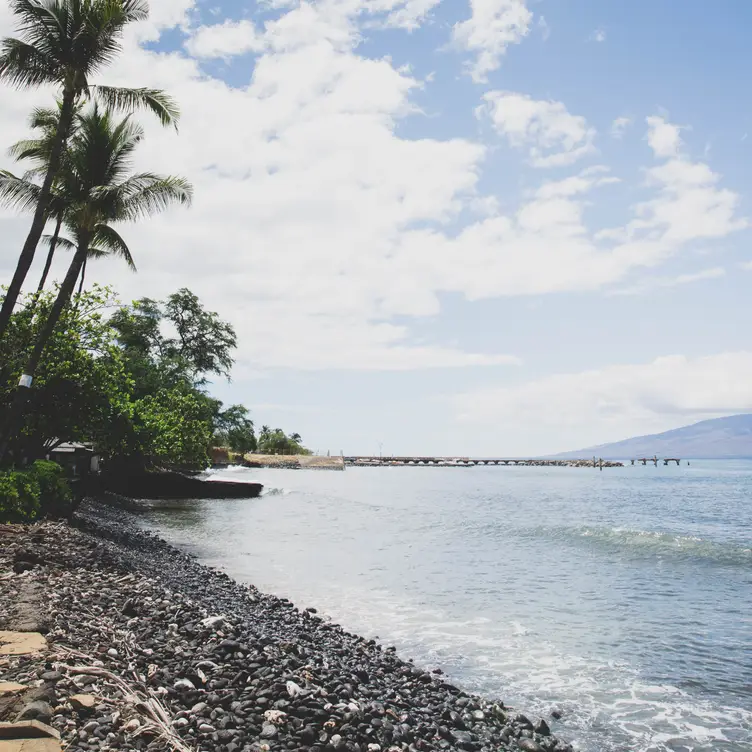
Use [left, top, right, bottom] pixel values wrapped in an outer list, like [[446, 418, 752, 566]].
[[49, 442, 96, 455]]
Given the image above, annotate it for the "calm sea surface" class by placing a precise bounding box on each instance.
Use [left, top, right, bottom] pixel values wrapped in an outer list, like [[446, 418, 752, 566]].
[[141, 461, 752, 752]]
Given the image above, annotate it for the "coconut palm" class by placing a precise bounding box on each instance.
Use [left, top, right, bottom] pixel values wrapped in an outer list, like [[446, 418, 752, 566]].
[[0, 103, 80, 297], [0, 102, 126, 297], [0, 104, 138, 298], [0, 105, 192, 460], [0, 0, 180, 340]]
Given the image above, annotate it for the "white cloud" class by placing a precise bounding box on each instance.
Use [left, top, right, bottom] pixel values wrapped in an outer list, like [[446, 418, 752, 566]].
[[187, 0, 443, 59], [601, 144, 748, 252], [130, 0, 195, 42], [454, 352, 752, 454], [646, 115, 683, 157], [0, 0, 522, 371], [186, 19, 263, 58], [482, 90, 596, 167], [388, 115, 746, 301], [376, 0, 443, 30], [0, 5, 747, 374], [611, 116, 631, 139], [610, 266, 725, 296], [590, 27, 606, 43], [452, 0, 532, 82]]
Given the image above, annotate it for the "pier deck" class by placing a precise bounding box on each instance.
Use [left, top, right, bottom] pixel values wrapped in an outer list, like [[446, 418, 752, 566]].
[[344, 456, 624, 468]]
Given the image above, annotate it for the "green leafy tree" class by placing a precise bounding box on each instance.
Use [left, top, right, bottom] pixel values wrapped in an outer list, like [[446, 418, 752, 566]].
[[100, 385, 216, 471], [0, 286, 132, 462], [0, 0, 180, 341], [0, 105, 191, 462], [107, 289, 238, 469], [110, 289, 236, 389], [257, 426, 311, 455], [0, 285, 220, 472], [162, 289, 237, 382], [215, 404, 256, 453]]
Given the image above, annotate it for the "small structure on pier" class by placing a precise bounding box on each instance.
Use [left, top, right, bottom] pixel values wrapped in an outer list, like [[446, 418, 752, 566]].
[[630, 457, 682, 466]]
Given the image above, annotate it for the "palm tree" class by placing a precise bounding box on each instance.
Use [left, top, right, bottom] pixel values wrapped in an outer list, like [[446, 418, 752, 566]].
[[0, 105, 192, 461], [0, 0, 180, 341], [1, 103, 79, 298], [1, 103, 136, 296]]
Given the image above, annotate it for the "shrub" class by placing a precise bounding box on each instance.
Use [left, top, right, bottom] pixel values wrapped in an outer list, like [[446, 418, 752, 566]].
[[0, 461, 71, 523], [33, 460, 73, 515]]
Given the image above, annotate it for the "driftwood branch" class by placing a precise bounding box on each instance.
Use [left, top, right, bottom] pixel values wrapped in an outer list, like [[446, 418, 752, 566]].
[[58, 664, 194, 752]]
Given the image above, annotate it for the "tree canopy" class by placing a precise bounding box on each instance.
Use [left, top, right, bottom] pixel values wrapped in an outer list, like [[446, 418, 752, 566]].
[[257, 426, 311, 456], [0, 284, 309, 471]]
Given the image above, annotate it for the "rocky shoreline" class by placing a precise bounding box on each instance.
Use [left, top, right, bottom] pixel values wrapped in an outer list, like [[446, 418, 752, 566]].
[[1, 502, 573, 752]]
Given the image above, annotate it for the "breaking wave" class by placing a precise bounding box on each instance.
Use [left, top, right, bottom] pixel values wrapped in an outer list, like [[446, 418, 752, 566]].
[[538, 526, 752, 567]]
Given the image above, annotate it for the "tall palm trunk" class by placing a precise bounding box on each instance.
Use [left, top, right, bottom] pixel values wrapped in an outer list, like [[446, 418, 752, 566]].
[[36, 215, 64, 294], [77, 257, 87, 295], [0, 87, 75, 342], [0, 232, 90, 463], [23, 214, 64, 321]]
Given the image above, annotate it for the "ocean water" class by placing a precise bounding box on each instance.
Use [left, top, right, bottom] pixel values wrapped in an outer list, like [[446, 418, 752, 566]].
[[141, 461, 752, 752]]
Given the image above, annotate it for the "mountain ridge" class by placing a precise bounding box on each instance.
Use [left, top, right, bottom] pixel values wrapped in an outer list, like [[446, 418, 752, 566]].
[[553, 414, 752, 459]]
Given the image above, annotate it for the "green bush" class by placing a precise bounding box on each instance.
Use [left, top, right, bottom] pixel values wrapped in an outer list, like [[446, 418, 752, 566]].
[[0, 461, 71, 523]]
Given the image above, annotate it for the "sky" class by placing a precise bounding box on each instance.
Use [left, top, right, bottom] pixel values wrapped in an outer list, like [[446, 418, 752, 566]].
[[2, 0, 752, 456]]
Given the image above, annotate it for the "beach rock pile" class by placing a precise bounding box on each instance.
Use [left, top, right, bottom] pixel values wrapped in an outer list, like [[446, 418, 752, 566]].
[[0, 503, 573, 752]]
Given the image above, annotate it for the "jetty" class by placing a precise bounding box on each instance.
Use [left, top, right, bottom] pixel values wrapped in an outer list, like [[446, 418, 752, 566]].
[[344, 456, 624, 468]]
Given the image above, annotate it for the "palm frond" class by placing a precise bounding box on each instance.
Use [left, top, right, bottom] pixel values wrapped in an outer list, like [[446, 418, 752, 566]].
[[8, 138, 47, 161], [9, 0, 69, 58], [91, 224, 136, 270], [83, 0, 149, 74], [120, 0, 150, 22], [42, 233, 76, 252], [92, 86, 180, 129], [84, 246, 108, 260], [103, 115, 144, 182], [0, 37, 58, 87], [115, 175, 193, 221], [0, 170, 42, 212]]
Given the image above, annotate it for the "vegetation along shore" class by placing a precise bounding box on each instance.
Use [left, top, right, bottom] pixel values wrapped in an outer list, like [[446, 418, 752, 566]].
[[0, 0, 308, 518]]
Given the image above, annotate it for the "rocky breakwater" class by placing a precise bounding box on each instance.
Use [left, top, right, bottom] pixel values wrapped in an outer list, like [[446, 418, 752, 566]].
[[0, 505, 573, 752]]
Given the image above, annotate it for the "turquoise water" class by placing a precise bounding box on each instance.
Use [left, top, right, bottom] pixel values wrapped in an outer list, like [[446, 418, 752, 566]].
[[143, 461, 752, 751]]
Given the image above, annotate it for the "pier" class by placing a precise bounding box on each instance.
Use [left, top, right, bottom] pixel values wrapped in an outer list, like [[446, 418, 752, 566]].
[[344, 456, 624, 468]]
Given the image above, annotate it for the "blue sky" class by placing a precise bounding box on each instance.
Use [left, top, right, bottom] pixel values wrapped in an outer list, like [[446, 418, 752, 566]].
[[2, 0, 752, 455]]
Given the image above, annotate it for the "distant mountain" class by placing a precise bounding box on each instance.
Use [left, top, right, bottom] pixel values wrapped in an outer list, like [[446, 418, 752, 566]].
[[555, 414, 752, 459]]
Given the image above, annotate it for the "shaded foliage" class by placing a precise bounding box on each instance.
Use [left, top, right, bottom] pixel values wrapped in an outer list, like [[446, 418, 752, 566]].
[[0, 460, 71, 523], [0, 286, 131, 462]]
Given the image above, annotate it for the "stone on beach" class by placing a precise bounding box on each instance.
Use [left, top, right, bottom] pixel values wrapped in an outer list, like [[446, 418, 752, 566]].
[[0, 683, 27, 697], [0, 633, 46, 657], [0, 505, 575, 752], [67, 695, 96, 711]]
